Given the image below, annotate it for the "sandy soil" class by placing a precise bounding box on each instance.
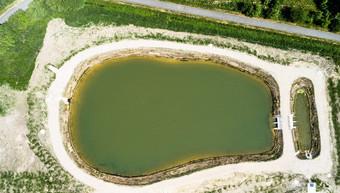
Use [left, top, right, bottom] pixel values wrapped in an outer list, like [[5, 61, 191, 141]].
[[46, 39, 334, 193], [175, 172, 309, 192], [0, 86, 45, 172], [36, 19, 335, 74]]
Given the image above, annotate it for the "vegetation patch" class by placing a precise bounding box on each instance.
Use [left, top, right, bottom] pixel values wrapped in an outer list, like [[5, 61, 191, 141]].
[[0, 0, 339, 90], [0, 85, 17, 116], [327, 78, 340, 184], [160, 0, 340, 32], [0, 0, 16, 15]]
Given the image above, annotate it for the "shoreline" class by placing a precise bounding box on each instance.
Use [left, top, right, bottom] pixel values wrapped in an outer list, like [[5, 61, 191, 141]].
[[290, 77, 321, 159], [46, 40, 333, 192], [61, 50, 282, 185]]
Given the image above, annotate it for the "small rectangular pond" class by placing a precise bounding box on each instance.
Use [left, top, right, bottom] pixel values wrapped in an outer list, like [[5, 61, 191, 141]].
[[294, 92, 312, 151]]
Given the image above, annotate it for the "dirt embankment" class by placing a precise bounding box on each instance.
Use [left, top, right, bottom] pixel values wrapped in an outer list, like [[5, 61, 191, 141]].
[[290, 77, 320, 159], [59, 48, 283, 185]]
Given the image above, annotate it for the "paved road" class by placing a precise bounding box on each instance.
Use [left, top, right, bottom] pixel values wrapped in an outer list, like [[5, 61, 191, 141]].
[[121, 0, 340, 42], [0, 0, 34, 24]]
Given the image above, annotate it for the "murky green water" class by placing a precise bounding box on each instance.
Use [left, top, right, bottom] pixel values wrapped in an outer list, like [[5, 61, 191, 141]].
[[70, 57, 274, 176], [294, 92, 312, 151]]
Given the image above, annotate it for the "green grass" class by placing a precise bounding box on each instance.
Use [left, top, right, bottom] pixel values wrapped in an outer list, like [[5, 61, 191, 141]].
[[68, 1, 339, 58], [0, 0, 339, 90], [327, 78, 340, 184], [0, 5, 51, 90], [0, 0, 16, 15], [67, 1, 340, 56], [283, 0, 317, 11]]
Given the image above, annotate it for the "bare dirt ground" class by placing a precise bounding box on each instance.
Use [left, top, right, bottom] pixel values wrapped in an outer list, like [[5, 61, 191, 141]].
[[37, 19, 335, 74], [0, 86, 45, 172]]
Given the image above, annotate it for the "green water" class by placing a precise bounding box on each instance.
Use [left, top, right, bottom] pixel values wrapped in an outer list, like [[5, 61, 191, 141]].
[[71, 57, 274, 176], [294, 92, 312, 151]]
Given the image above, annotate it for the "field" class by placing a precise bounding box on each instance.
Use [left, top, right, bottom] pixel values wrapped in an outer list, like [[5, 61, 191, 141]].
[[0, 0, 339, 191]]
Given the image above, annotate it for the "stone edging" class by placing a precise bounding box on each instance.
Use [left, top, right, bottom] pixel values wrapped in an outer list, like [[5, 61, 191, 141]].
[[290, 77, 321, 159], [59, 48, 283, 185]]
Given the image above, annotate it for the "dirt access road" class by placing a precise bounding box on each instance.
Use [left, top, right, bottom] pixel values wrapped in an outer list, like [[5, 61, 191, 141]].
[[46, 40, 333, 193], [121, 0, 340, 42]]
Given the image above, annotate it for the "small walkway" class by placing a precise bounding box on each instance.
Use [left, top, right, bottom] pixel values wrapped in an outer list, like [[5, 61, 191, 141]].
[[288, 114, 296, 130], [274, 115, 282, 130], [48, 65, 59, 74]]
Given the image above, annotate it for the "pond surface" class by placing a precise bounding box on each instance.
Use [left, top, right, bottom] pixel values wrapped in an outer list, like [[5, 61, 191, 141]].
[[70, 57, 274, 176], [294, 92, 312, 151]]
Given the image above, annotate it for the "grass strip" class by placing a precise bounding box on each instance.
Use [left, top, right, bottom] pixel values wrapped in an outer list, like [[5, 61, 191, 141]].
[[0, 0, 339, 90]]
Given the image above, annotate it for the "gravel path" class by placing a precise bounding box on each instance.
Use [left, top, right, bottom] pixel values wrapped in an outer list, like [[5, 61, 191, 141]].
[[46, 40, 333, 193], [121, 0, 340, 42], [0, 0, 33, 24]]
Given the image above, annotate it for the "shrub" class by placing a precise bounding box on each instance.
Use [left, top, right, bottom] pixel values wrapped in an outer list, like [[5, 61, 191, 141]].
[[329, 13, 340, 32], [290, 8, 309, 23], [321, 11, 331, 28], [245, 4, 262, 17], [266, 0, 281, 19]]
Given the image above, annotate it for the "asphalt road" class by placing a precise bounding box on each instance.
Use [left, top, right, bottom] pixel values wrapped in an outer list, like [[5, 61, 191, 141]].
[[0, 0, 34, 24], [121, 0, 340, 42]]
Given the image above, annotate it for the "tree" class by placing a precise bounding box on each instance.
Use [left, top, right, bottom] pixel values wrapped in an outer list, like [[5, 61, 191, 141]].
[[290, 8, 309, 23], [7, 10, 30, 31], [266, 0, 281, 19], [321, 11, 331, 28], [314, 11, 323, 24], [262, 0, 271, 6], [246, 4, 262, 17], [329, 13, 340, 32], [319, 0, 328, 12]]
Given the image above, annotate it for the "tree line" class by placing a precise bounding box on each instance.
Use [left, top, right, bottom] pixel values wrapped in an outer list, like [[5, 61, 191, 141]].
[[161, 0, 340, 32]]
